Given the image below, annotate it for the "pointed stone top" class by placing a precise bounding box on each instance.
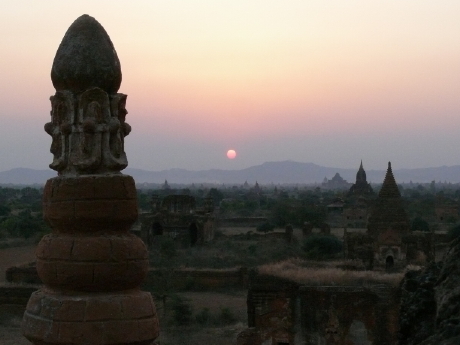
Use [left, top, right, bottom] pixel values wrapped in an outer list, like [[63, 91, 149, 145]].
[[356, 160, 366, 182], [379, 161, 400, 198], [51, 14, 122, 94]]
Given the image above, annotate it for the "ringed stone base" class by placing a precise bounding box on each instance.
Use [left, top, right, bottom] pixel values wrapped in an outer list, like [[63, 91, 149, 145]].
[[23, 289, 159, 345]]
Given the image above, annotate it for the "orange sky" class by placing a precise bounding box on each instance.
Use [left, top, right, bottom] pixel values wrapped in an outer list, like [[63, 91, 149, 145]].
[[0, 1, 460, 173]]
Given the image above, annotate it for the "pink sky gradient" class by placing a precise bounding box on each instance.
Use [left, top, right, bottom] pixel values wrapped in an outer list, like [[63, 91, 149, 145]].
[[0, 1, 460, 172]]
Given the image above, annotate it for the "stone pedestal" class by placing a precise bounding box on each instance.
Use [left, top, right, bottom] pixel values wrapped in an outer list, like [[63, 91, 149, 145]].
[[23, 176, 159, 344]]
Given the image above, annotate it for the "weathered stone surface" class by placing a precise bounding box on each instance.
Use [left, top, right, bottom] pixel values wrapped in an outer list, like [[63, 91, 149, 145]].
[[398, 263, 441, 345], [241, 274, 400, 344], [23, 290, 159, 345], [399, 238, 460, 345], [51, 14, 121, 94], [36, 234, 149, 292], [43, 175, 137, 232], [45, 88, 130, 175]]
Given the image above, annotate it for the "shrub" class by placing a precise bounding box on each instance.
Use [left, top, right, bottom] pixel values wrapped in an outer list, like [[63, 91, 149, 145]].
[[219, 307, 237, 325], [184, 276, 195, 290], [170, 296, 193, 326], [248, 244, 257, 255], [447, 224, 460, 242], [160, 237, 177, 258], [302, 235, 343, 259], [411, 217, 430, 232], [256, 222, 274, 233], [195, 307, 211, 325]]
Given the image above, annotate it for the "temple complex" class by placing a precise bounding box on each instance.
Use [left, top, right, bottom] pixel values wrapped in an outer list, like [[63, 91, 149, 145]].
[[139, 194, 215, 247], [21, 15, 159, 345], [345, 162, 433, 269], [322, 173, 351, 190], [238, 274, 400, 345], [367, 162, 410, 268]]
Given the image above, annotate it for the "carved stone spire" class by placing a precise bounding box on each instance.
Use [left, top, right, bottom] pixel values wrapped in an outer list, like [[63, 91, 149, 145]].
[[45, 14, 130, 176], [22, 15, 159, 345]]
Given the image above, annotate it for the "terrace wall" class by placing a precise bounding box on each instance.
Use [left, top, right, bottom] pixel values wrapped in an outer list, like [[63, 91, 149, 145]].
[[241, 275, 400, 345], [6, 264, 250, 291]]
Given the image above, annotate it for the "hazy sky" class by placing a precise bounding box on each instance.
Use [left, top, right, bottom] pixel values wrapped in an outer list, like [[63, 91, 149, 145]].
[[1, 1, 460, 172]]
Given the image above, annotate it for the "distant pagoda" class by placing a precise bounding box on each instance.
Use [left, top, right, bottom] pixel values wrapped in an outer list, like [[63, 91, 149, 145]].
[[367, 162, 410, 239], [347, 160, 373, 197]]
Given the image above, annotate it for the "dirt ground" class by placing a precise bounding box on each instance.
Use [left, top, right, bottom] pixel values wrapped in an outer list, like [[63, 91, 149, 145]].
[[155, 290, 248, 345], [0, 245, 36, 344], [0, 305, 30, 345], [0, 245, 36, 283]]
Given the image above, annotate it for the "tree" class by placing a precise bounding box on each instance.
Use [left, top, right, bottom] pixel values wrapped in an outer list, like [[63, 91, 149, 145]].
[[208, 188, 224, 204], [256, 222, 274, 233], [447, 224, 460, 242], [0, 205, 10, 216], [411, 217, 430, 232], [171, 296, 193, 325], [302, 235, 343, 259], [136, 191, 151, 212]]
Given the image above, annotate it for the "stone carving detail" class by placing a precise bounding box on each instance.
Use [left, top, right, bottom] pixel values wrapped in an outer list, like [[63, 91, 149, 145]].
[[45, 87, 129, 174], [107, 93, 130, 168], [44, 91, 73, 171]]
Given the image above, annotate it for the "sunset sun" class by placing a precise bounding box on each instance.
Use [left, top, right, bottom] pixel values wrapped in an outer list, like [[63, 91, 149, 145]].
[[226, 149, 236, 159]]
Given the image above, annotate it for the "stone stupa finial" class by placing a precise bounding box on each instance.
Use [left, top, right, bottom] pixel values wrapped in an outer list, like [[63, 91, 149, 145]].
[[44, 15, 130, 176], [22, 15, 159, 345], [51, 14, 122, 94]]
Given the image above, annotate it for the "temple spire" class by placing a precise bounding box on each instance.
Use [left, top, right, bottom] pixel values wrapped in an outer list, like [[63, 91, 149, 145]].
[[379, 161, 400, 198], [367, 161, 409, 238], [356, 160, 366, 182]]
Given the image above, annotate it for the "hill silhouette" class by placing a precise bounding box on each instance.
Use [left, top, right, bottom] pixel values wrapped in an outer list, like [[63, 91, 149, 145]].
[[2, 162, 460, 185]]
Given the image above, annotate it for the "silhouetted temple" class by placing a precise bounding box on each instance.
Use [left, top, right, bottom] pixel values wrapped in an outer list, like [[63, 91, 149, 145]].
[[367, 162, 410, 268], [367, 162, 409, 239], [344, 162, 432, 269], [347, 161, 373, 197], [321, 172, 351, 190]]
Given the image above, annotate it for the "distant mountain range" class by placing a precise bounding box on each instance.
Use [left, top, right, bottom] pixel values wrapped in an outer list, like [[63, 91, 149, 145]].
[[2, 162, 460, 185]]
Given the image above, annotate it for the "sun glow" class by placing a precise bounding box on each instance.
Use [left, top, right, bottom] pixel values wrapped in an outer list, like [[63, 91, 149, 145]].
[[227, 149, 236, 159]]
